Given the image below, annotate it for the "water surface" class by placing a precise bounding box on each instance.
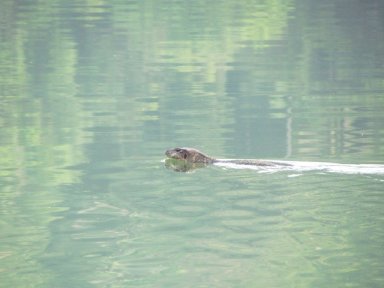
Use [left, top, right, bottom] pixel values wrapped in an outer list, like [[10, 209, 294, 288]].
[[1, 0, 384, 287]]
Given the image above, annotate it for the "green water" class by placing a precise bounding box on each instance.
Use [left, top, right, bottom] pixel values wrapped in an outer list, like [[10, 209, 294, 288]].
[[1, 0, 384, 287]]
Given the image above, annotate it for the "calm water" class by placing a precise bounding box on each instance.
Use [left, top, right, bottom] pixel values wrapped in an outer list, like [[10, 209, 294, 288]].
[[1, 0, 384, 287]]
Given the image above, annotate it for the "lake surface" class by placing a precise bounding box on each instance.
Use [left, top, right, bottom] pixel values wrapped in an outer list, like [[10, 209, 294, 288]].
[[1, 0, 384, 287]]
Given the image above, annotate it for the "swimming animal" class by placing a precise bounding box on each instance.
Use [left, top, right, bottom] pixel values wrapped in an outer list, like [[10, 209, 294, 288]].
[[164, 147, 384, 174], [165, 147, 290, 167]]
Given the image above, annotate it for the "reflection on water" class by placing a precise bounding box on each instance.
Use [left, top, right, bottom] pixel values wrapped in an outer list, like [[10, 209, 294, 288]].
[[164, 158, 209, 172], [1, 0, 384, 287]]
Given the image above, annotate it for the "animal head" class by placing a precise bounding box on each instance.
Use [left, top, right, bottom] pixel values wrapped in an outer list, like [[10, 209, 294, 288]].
[[165, 147, 189, 160], [165, 147, 213, 163]]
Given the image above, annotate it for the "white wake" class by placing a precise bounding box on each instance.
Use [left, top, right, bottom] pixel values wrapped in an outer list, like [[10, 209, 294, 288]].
[[214, 160, 384, 175]]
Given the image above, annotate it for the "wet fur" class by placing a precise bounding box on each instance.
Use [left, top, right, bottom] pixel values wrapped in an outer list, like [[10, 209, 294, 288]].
[[165, 147, 215, 164], [165, 147, 287, 166]]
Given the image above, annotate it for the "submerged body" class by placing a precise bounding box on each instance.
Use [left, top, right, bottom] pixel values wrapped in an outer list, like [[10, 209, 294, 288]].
[[165, 147, 290, 167]]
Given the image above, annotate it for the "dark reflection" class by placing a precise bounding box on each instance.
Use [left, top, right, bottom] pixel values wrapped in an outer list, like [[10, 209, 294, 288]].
[[164, 158, 208, 172]]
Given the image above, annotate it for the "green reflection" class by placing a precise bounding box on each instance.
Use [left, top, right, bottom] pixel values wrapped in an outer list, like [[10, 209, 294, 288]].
[[0, 0, 384, 287]]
